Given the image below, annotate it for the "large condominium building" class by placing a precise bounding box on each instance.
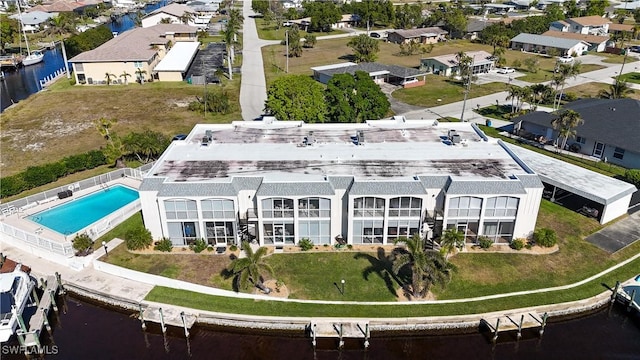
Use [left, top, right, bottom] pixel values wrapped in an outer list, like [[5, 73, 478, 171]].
[[139, 118, 544, 248]]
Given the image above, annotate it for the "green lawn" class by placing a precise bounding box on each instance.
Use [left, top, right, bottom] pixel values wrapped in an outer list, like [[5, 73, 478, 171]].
[[517, 64, 605, 83], [598, 52, 628, 64], [392, 76, 507, 107], [617, 72, 640, 84], [474, 104, 513, 120], [254, 18, 345, 41]]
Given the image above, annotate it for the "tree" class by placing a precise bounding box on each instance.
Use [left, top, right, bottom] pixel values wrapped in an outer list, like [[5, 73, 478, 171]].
[[544, 3, 565, 21], [392, 234, 452, 299], [394, 3, 423, 29], [286, 25, 302, 57], [0, 15, 20, 53], [222, 8, 243, 79], [523, 57, 540, 73], [228, 242, 275, 292], [104, 72, 116, 85], [439, 228, 464, 261], [443, 8, 467, 39], [553, 61, 581, 109], [551, 109, 584, 151], [122, 130, 170, 163], [46, 13, 76, 38], [302, 0, 341, 32], [95, 117, 117, 144], [598, 79, 634, 99], [252, 0, 269, 15], [73, 234, 93, 255], [564, 0, 582, 18], [135, 68, 147, 83], [159, 17, 173, 24], [264, 75, 327, 122], [585, 0, 609, 16], [303, 33, 317, 48], [119, 71, 132, 85], [529, 83, 554, 110], [325, 74, 356, 123], [351, 71, 390, 122], [347, 34, 380, 63], [179, 11, 195, 25], [635, 9, 640, 24], [125, 225, 153, 250]]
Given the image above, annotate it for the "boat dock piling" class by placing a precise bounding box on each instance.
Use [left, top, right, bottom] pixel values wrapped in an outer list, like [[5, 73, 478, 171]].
[[309, 320, 370, 349], [141, 306, 196, 337], [612, 280, 640, 312], [39, 68, 67, 89], [16, 274, 61, 355], [481, 311, 548, 343]]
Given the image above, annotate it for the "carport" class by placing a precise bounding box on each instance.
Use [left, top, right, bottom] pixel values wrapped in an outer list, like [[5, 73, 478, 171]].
[[506, 144, 637, 224], [154, 42, 201, 82]]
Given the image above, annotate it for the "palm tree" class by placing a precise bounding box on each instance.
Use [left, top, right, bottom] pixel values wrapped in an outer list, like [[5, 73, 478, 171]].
[[104, 72, 116, 85], [120, 71, 132, 85], [159, 17, 173, 24], [221, 8, 243, 80], [529, 84, 553, 111], [135, 68, 147, 84], [553, 61, 581, 110], [551, 109, 584, 151], [598, 79, 634, 99], [228, 242, 275, 292], [506, 85, 520, 113], [94, 117, 117, 144], [179, 11, 195, 25], [392, 234, 452, 299], [439, 228, 464, 261]]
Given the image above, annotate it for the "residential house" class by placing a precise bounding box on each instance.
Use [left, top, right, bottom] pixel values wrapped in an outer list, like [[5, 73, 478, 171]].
[[549, 15, 611, 36], [510, 33, 590, 56], [420, 51, 494, 77], [311, 62, 427, 88], [387, 27, 448, 45], [614, 1, 640, 10], [69, 24, 199, 85], [512, 98, 640, 169], [10, 11, 57, 32], [139, 119, 545, 247], [608, 23, 635, 39], [541, 30, 610, 52], [141, 3, 199, 28]]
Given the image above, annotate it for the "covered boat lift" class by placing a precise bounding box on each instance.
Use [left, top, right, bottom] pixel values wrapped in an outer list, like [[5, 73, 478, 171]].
[[507, 144, 637, 224]]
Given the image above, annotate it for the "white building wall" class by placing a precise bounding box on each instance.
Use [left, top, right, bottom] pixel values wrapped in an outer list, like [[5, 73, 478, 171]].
[[512, 187, 542, 239], [142, 13, 180, 28], [140, 190, 163, 238], [600, 194, 633, 224]]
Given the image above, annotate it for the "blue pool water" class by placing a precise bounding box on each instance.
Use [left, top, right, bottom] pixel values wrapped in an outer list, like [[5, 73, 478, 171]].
[[28, 185, 139, 235]]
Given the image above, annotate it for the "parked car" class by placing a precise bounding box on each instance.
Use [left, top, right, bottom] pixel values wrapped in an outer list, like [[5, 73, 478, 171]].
[[369, 32, 381, 38], [557, 55, 574, 63], [629, 46, 640, 53], [497, 67, 515, 74]]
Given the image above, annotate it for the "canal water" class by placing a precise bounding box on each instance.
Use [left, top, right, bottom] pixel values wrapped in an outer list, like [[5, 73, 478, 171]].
[[0, 0, 169, 112], [1, 295, 640, 359]]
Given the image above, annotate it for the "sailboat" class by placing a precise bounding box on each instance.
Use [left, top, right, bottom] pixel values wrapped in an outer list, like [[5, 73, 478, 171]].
[[16, 1, 44, 66]]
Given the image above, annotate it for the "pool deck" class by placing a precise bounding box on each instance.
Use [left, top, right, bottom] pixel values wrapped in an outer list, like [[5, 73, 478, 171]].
[[1, 178, 142, 244]]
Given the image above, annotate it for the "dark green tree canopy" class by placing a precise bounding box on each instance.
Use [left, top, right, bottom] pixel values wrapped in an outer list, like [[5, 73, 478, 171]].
[[352, 71, 391, 122], [347, 34, 380, 63], [302, 0, 341, 32], [325, 74, 357, 123], [265, 75, 328, 122]]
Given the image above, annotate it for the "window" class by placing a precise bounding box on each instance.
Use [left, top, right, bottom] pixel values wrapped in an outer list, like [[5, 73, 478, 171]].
[[576, 136, 586, 144], [205, 221, 235, 245], [202, 199, 235, 219], [353, 197, 385, 217], [167, 222, 198, 245], [299, 220, 331, 244], [389, 197, 422, 217], [387, 220, 420, 241], [613, 147, 625, 160], [483, 220, 514, 243], [298, 198, 330, 218], [446, 220, 479, 243], [262, 198, 294, 218], [134, 61, 143, 68], [263, 222, 294, 245], [484, 197, 519, 217], [447, 197, 482, 218], [352, 220, 383, 244], [164, 199, 198, 220]]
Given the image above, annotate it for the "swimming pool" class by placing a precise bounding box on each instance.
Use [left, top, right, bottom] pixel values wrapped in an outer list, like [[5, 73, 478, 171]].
[[28, 185, 139, 235]]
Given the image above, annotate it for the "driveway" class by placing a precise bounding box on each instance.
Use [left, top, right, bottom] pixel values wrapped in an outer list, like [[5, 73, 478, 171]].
[[378, 82, 423, 115], [585, 211, 640, 253]]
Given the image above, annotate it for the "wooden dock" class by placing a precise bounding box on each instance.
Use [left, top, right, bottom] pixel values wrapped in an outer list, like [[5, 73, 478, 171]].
[[481, 311, 548, 342], [309, 320, 370, 349], [16, 275, 61, 354]]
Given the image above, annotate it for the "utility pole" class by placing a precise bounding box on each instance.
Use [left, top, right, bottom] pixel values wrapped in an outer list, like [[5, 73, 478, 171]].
[[285, 30, 289, 73], [202, 57, 207, 119]]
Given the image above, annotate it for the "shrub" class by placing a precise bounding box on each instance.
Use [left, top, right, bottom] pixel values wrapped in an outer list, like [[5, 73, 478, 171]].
[[189, 238, 207, 253], [73, 234, 94, 255], [125, 226, 152, 250], [154, 237, 173, 252], [298, 238, 313, 251], [229, 244, 238, 251], [624, 169, 640, 187], [534, 228, 557, 247], [347, 244, 353, 250], [478, 236, 493, 249], [510, 238, 525, 250]]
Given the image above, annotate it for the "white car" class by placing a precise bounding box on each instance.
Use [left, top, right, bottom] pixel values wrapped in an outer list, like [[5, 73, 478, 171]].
[[497, 67, 515, 74], [557, 55, 574, 63]]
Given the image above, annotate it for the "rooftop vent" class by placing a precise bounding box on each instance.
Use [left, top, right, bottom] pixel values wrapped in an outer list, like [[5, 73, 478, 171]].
[[303, 131, 316, 146], [392, 115, 406, 123], [451, 134, 461, 144], [356, 130, 365, 145], [448, 129, 457, 140], [262, 116, 277, 124], [201, 136, 210, 146]]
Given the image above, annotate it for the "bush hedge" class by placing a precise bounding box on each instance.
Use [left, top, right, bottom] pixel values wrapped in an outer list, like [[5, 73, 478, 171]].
[[534, 228, 557, 247], [154, 238, 173, 252], [125, 226, 153, 250], [624, 169, 640, 188], [477, 236, 493, 249], [0, 150, 106, 198]]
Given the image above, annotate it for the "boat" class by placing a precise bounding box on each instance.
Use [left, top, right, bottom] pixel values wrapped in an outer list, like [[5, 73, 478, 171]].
[[16, 1, 44, 66], [0, 263, 36, 343]]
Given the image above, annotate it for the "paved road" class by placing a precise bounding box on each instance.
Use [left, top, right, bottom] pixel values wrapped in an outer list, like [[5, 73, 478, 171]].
[[239, 0, 279, 121]]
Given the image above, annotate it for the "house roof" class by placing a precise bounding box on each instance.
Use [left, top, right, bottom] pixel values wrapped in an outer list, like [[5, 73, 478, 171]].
[[567, 15, 611, 26], [510, 33, 589, 50], [512, 98, 640, 153], [146, 3, 195, 18], [154, 41, 200, 72], [608, 23, 634, 32], [422, 51, 494, 69], [10, 10, 57, 25], [311, 62, 427, 79], [28, 1, 81, 12], [69, 24, 198, 63], [541, 30, 609, 45], [389, 27, 448, 39], [614, 1, 640, 10]]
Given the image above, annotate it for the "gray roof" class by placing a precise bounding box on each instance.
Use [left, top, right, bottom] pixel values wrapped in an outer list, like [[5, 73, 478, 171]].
[[517, 174, 545, 189], [389, 27, 448, 39], [510, 33, 589, 50], [349, 181, 427, 195], [328, 176, 354, 190], [157, 182, 237, 197], [513, 99, 640, 153], [139, 177, 166, 191], [419, 175, 451, 189], [256, 182, 335, 197], [446, 180, 527, 195], [10, 11, 56, 25], [232, 177, 263, 191], [317, 62, 427, 79], [146, 3, 195, 17]]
